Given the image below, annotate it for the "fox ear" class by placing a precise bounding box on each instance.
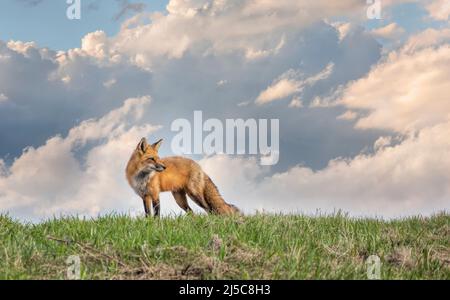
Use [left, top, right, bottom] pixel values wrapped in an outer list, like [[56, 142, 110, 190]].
[[137, 137, 148, 153], [151, 139, 163, 151]]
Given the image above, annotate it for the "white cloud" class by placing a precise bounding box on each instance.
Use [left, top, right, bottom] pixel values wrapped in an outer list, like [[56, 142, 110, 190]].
[[72, 0, 365, 68], [216, 79, 228, 87], [289, 96, 303, 108], [329, 22, 353, 41], [339, 33, 450, 133], [81, 30, 110, 60], [256, 73, 301, 105], [373, 136, 393, 151], [6, 41, 38, 55], [244, 36, 286, 60], [103, 78, 117, 88], [402, 28, 450, 53], [304, 62, 334, 84], [256, 63, 334, 105], [0, 93, 8, 102], [337, 110, 357, 121], [426, 0, 450, 21], [371, 23, 405, 40], [237, 101, 250, 107]]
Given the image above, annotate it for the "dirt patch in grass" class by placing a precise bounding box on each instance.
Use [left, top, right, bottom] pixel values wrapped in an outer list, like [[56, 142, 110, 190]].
[[386, 247, 415, 269], [430, 247, 450, 268]]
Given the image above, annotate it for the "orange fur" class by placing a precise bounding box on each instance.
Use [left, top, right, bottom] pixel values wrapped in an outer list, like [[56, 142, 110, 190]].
[[126, 138, 240, 217]]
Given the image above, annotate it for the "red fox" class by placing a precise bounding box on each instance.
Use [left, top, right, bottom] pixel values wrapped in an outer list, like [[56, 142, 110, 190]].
[[126, 138, 240, 217]]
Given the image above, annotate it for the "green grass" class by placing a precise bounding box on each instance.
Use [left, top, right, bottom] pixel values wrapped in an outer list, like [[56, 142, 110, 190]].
[[0, 213, 448, 279]]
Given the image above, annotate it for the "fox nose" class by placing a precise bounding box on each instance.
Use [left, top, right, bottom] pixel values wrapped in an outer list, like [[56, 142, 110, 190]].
[[157, 164, 166, 171]]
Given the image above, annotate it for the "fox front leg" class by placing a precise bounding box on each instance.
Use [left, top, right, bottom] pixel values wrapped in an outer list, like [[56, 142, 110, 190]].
[[143, 195, 153, 217], [152, 197, 161, 217], [144, 193, 160, 217]]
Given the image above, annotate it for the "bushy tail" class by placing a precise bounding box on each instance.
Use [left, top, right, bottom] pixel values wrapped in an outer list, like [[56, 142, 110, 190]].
[[203, 176, 241, 215]]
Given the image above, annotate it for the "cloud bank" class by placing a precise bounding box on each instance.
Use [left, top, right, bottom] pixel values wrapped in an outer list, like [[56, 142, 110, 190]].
[[202, 27, 450, 219]]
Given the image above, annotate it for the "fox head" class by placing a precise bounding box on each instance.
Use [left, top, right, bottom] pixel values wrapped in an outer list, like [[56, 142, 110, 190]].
[[130, 137, 166, 173]]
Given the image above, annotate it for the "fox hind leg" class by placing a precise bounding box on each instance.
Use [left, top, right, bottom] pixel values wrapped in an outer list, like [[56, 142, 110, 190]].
[[172, 191, 193, 213], [187, 191, 212, 213]]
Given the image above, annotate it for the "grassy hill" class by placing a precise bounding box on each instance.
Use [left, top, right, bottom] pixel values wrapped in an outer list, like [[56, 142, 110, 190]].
[[0, 213, 448, 279]]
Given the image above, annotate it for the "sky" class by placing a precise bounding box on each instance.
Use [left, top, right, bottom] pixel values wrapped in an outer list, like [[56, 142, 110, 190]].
[[0, 0, 168, 50], [0, 0, 449, 221]]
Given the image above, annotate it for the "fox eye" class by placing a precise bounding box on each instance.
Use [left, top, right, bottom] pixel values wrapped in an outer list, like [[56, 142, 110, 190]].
[[147, 157, 155, 162]]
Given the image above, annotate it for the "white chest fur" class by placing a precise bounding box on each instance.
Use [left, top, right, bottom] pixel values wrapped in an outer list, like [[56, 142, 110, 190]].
[[131, 170, 155, 198]]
